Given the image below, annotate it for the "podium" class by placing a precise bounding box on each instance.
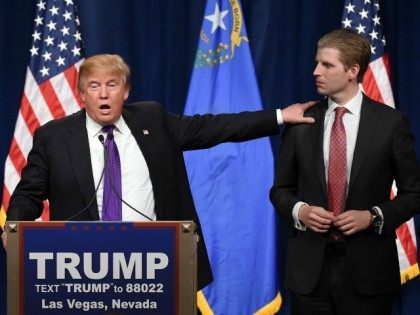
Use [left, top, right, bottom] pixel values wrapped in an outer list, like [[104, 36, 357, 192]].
[[5, 221, 197, 315]]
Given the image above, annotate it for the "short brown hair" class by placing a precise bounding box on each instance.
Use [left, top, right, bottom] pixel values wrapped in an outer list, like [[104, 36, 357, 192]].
[[318, 29, 371, 83], [77, 54, 131, 92]]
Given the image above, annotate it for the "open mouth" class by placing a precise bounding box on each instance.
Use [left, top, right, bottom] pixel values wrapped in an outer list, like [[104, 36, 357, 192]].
[[99, 104, 111, 114]]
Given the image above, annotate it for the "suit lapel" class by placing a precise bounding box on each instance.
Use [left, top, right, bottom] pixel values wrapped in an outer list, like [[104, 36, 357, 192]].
[[65, 110, 99, 220], [313, 100, 328, 198], [348, 96, 377, 192]]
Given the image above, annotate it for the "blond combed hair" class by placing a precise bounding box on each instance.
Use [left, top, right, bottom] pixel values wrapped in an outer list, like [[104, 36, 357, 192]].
[[78, 54, 131, 92]]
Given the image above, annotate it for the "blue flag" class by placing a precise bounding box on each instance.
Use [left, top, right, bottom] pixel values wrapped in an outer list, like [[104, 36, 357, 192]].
[[183, 0, 280, 313]]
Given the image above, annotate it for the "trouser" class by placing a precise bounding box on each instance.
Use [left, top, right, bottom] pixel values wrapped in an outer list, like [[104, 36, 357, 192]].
[[291, 241, 394, 315]]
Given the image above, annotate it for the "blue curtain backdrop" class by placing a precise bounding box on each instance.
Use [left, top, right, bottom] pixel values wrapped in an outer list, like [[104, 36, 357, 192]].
[[0, 1, 419, 314]]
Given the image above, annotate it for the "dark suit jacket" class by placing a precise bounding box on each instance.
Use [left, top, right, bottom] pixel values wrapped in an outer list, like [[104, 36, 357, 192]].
[[7, 101, 279, 290], [270, 95, 420, 295]]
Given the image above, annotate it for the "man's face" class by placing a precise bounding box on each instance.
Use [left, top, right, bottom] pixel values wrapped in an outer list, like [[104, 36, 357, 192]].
[[80, 69, 129, 126], [313, 47, 356, 101]]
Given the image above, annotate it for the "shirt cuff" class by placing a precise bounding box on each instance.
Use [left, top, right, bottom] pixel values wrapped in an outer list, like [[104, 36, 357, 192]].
[[276, 109, 284, 125], [292, 202, 307, 231]]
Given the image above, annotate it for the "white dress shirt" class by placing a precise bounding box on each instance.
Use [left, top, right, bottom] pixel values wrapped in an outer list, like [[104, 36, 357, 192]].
[[86, 114, 156, 221]]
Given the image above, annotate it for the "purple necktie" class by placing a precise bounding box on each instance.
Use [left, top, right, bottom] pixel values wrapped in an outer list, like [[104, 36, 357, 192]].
[[102, 125, 122, 221]]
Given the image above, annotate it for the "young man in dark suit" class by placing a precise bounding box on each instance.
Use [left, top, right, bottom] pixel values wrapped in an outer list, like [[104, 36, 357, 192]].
[[270, 29, 420, 315], [3, 54, 315, 291]]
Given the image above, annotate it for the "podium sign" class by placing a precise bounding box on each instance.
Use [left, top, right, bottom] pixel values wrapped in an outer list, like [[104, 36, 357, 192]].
[[6, 221, 197, 315]]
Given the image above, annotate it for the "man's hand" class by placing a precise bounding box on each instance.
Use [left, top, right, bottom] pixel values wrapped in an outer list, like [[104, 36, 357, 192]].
[[282, 101, 317, 124], [333, 210, 371, 235], [1, 230, 6, 249], [299, 205, 334, 233]]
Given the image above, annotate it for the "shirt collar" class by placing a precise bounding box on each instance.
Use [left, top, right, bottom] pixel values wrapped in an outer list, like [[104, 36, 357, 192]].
[[326, 89, 363, 117], [85, 113, 127, 139]]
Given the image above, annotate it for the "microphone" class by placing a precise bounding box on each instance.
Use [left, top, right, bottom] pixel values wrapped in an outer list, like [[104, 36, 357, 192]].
[[100, 133, 153, 221], [66, 135, 106, 221]]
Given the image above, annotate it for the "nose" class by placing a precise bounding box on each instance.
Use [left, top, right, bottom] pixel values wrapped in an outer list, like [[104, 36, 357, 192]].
[[313, 63, 321, 77], [99, 85, 108, 98]]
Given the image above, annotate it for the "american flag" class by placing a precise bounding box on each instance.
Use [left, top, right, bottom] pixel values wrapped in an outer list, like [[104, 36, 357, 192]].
[[342, 0, 419, 284], [0, 0, 84, 227]]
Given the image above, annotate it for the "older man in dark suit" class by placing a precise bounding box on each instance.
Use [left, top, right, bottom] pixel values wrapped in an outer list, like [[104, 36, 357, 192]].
[[3, 54, 315, 290]]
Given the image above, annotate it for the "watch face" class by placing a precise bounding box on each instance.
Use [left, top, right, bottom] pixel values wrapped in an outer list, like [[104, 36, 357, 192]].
[[372, 215, 382, 226]]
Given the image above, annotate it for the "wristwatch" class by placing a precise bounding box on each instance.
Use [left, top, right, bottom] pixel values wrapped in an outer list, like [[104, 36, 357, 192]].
[[369, 207, 383, 234]]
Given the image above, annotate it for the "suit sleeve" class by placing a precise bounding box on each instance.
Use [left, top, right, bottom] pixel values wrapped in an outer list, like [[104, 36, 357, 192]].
[[378, 114, 420, 234], [6, 128, 49, 221], [270, 125, 300, 227], [166, 109, 279, 150]]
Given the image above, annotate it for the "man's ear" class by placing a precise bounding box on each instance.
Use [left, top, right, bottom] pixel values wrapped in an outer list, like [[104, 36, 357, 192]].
[[79, 90, 86, 103], [348, 64, 360, 81]]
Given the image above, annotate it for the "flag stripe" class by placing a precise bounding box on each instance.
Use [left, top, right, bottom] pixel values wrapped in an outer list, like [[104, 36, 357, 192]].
[[38, 79, 67, 119], [369, 56, 395, 106], [51, 71, 81, 115], [63, 64, 84, 108], [362, 66, 384, 103], [14, 112, 36, 158], [3, 157, 20, 196], [9, 138, 27, 177], [20, 94, 41, 134], [397, 223, 418, 265], [24, 70, 54, 125]]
